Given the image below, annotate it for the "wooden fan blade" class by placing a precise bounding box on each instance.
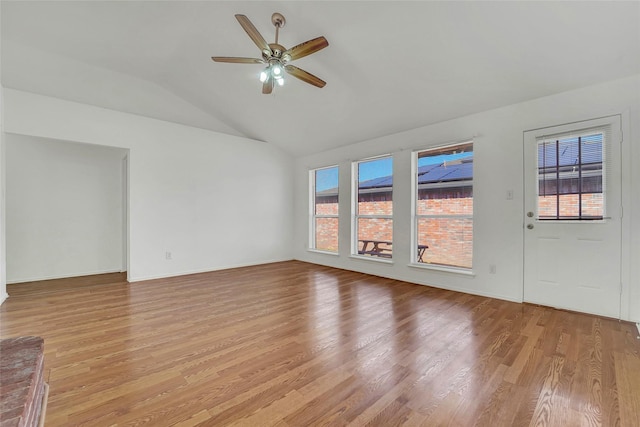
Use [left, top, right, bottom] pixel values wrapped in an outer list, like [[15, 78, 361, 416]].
[[284, 36, 328, 61], [211, 57, 264, 64], [262, 75, 274, 94], [284, 65, 326, 88], [235, 14, 271, 54]]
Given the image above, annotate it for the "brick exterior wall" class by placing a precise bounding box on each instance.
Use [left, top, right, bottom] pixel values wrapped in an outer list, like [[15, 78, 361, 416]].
[[315, 192, 603, 267], [538, 193, 603, 218], [417, 197, 473, 268], [314, 196, 339, 251], [314, 156, 603, 267], [314, 195, 473, 268], [315, 201, 338, 215]]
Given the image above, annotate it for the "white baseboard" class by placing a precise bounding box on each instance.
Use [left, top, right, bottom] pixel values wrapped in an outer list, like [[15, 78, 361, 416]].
[[128, 258, 294, 283], [295, 257, 522, 304], [636, 323, 640, 338], [7, 269, 124, 284], [0, 291, 8, 306]]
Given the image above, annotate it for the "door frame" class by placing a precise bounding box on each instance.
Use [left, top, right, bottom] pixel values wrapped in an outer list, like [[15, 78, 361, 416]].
[[522, 113, 628, 319], [122, 154, 130, 278]]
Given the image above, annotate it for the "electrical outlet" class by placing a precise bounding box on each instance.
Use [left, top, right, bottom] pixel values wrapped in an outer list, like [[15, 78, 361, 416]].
[[165, 251, 172, 260], [489, 264, 496, 274]]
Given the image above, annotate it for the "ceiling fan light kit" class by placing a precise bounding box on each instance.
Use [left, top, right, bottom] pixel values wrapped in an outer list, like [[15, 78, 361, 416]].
[[212, 13, 329, 94]]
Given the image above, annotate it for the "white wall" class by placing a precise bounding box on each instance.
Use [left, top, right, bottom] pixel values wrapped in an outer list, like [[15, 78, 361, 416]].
[[3, 89, 294, 282], [5, 135, 126, 282], [293, 74, 640, 323], [1, 4, 6, 303], [2, 41, 245, 138], [1, 83, 6, 303]]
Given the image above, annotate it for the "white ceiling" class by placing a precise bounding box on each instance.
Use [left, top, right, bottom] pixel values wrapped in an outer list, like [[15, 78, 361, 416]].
[[2, 1, 639, 157]]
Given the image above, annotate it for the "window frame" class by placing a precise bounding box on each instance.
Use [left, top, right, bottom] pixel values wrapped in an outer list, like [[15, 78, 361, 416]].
[[351, 155, 394, 261], [536, 127, 608, 222], [411, 141, 474, 271], [309, 165, 340, 253]]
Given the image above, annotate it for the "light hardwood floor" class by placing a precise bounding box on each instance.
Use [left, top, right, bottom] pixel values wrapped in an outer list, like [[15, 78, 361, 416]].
[[1, 261, 639, 426]]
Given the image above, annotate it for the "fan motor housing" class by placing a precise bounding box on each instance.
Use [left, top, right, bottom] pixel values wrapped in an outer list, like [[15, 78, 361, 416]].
[[270, 43, 285, 57]]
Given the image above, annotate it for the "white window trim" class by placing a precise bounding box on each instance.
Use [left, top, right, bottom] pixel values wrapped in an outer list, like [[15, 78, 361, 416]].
[[526, 115, 622, 226], [535, 125, 610, 223], [411, 141, 474, 270], [309, 166, 339, 252], [408, 262, 476, 276], [351, 155, 393, 259]]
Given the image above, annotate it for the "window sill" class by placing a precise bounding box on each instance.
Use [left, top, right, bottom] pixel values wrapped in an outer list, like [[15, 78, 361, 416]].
[[537, 219, 608, 224], [307, 249, 339, 256], [408, 263, 475, 276], [349, 255, 394, 264]]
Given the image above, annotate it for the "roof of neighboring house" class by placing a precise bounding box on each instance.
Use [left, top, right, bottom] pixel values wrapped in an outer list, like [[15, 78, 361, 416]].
[[318, 136, 603, 197], [358, 156, 474, 190], [316, 157, 475, 197], [417, 159, 473, 185]]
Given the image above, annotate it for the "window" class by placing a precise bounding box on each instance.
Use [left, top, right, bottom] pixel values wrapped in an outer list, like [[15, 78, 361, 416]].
[[310, 166, 339, 252], [413, 142, 473, 269], [353, 156, 393, 259], [537, 130, 605, 220]]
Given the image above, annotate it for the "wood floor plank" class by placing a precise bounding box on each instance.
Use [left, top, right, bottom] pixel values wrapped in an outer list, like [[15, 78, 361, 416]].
[[615, 351, 640, 426], [2, 260, 639, 426]]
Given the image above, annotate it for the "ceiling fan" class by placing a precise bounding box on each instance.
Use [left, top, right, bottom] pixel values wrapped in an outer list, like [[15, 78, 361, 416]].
[[212, 13, 329, 94]]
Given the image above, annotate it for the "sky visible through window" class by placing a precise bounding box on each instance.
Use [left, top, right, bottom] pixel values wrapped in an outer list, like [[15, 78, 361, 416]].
[[315, 167, 338, 192], [315, 152, 472, 192], [358, 157, 392, 183]]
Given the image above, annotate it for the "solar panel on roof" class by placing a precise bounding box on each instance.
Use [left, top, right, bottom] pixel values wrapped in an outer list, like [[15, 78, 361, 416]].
[[419, 167, 455, 182], [440, 162, 473, 181], [418, 162, 473, 184], [417, 164, 440, 175], [358, 156, 474, 189], [359, 176, 393, 189]]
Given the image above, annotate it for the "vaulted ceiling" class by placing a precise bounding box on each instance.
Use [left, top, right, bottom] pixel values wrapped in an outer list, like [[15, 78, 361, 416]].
[[2, 1, 639, 156]]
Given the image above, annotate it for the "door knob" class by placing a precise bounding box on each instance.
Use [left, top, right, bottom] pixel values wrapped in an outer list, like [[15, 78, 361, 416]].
[[527, 224, 534, 229], [527, 212, 534, 218]]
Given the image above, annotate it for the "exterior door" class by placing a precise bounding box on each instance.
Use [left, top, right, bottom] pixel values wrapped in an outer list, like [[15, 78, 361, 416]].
[[523, 116, 622, 319]]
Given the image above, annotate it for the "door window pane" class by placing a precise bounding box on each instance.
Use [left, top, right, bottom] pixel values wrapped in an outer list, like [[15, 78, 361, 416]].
[[537, 133, 604, 220]]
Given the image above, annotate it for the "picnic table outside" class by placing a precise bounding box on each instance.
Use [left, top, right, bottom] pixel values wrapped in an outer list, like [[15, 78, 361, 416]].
[[358, 240, 429, 261]]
